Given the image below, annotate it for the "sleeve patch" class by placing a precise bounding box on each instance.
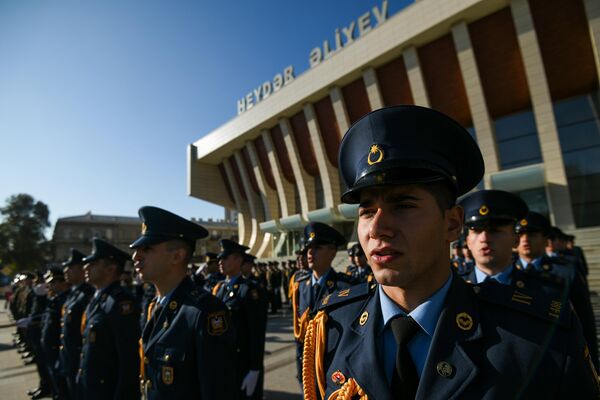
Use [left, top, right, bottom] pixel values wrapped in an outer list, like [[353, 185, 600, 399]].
[[119, 300, 134, 315], [207, 311, 228, 336]]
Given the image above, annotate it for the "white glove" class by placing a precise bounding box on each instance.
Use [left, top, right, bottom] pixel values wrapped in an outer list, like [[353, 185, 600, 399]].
[[16, 317, 31, 328], [33, 284, 48, 296], [240, 369, 260, 396], [197, 263, 207, 275]]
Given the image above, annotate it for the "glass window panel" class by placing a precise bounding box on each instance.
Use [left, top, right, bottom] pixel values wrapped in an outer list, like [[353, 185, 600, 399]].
[[497, 135, 543, 169], [557, 120, 600, 152], [495, 111, 537, 140], [563, 147, 600, 177], [554, 94, 600, 126]]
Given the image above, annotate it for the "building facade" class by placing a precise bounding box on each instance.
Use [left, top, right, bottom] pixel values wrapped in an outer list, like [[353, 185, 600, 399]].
[[188, 0, 600, 258], [52, 212, 238, 261]]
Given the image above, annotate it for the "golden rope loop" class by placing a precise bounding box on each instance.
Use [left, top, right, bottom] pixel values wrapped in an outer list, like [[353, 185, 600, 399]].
[[327, 378, 368, 400]]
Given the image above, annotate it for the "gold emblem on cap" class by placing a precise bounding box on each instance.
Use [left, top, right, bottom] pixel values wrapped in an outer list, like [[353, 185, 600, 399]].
[[456, 312, 473, 331], [359, 311, 369, 326], [367, 144, 384, 165], [141, 223, 147, 234], [309, 232, 316, 239], [479, 205, 489, 216], [520, 219, 528, 226]]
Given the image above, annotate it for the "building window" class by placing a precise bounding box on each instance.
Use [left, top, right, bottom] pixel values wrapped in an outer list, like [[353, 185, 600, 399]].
[[555, 91, 600, 228], [63, 229, 71, 240], [494, 110, 543, 170]]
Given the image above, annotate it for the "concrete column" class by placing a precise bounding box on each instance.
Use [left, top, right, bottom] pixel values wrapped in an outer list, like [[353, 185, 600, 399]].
[[451, 21, 500, 188], [279, 118, 317, 218], [510, 0, 575, 228], [222, 159, 251, 246], [362, 67, 384, 110], [403, 46, 430, 107], [583, 0, 600, 82], [245, 141, 277, 258], [233, 151, 261, 254], [329, 86, 351, 139], [261, 130, 295, 217], [303, 103, 341, 208]]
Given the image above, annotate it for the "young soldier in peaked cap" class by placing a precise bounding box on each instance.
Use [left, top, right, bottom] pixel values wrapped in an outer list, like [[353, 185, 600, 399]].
[[290, 222, 356, 386], [302, 105, 599, 399], [131, 206, 236, 400], [78, 238, 141, 400], [59, 248, 95, 400], [213, 239, 267, 400]]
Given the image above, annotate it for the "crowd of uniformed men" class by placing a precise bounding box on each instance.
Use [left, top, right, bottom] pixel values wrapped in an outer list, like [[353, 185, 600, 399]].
[[6, 105, 600, 399]]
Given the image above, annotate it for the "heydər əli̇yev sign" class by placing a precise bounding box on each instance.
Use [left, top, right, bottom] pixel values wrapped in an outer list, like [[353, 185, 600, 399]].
[[236, 0, 391, 115]]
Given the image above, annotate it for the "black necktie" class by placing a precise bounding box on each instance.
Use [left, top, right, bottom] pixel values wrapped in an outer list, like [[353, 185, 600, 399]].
[[311, 283, 321, 308], [390, 316, 421, 399]]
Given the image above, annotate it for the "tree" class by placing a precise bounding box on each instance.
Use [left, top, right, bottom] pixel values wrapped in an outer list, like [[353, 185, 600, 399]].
[[0, 194, 51, 272]]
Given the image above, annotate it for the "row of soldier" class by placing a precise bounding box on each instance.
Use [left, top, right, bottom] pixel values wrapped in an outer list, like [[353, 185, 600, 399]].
[[8, 104, 600, 399], [7, 208, 376, 400]]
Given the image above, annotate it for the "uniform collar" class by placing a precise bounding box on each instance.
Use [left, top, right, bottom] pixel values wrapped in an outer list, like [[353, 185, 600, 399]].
[[227, 274, 241, 287], [378, 272, 452, 337], [311, 267, 333, 286], [474, 265, 513, 284]]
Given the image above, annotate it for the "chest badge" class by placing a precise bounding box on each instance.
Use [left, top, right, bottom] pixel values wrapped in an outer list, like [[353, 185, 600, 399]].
[[456, 312, 473, 331], [359, 311, 369, 326], [161, 366, 174, 385], [331, 370, 346, 386], [207, 311, 228, 336], [168, 301, 177, 310], [326, 280, 333, 288]]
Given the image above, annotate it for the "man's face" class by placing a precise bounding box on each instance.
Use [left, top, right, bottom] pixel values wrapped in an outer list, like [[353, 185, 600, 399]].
[[241, 262, 253, 276], [83, 259, 111, 287], [357, 184, 462, 288], [132, 242, 174, 282], [461, 246, 472, 259], [517, 231, 547, 259], [64, 264, 85, 284], [219, 254, 241, 276], [306, 243, 336, 271], [466, 223, 517, 270]]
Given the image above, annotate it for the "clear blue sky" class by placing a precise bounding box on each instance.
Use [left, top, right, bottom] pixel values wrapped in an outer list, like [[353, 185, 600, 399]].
[[0, 0, 412, 232]]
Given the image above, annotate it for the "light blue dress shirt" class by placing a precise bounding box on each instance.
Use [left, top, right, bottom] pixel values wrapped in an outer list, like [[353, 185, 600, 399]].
[[519, 256, 543, 271], [378, 273, 452, 382], [473, 265, 514, 284], [311, 268, 332, 287]]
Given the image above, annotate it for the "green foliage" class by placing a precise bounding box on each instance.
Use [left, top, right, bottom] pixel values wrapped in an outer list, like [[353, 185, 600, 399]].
[[0, 194, 51, 272]]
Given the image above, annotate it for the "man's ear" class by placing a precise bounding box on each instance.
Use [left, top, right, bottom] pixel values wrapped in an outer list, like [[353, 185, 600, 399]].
[[446, 205, 464, 243]]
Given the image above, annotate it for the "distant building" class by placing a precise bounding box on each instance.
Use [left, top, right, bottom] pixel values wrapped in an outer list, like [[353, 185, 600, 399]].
[[52, 210, 238, 262], [52, 212, 141, 261]]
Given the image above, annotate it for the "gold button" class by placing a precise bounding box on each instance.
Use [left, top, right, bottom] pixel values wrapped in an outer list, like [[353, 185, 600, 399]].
[[144, 357, 149, 364], [472, 286, 481, 294], [516, 280, 525, 289], [436, 361, 454, 377], [59, 345, 64, 350], [147, 380, 153, 389], [164, 354, 171, 362], [60, 334, 64, 338], [78, 368, 82, 374]]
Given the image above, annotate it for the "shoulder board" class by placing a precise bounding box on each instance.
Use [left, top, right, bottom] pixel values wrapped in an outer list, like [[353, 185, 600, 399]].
[[318, 282, 376, 312], [335, 271, 357, 284], [294, 272, 311, 283], [476, 281, 571, 328]]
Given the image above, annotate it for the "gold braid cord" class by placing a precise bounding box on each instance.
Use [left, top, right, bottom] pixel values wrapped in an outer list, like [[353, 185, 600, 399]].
[[292, 282, 309, 341], [302, 311, 329, 400], [212, 281, 223, 296]]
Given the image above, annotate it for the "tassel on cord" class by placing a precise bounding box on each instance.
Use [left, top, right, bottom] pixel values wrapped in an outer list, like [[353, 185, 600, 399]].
[[303, 310, 368, 400]]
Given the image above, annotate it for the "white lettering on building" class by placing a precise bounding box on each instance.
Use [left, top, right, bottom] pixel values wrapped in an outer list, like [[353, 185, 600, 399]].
[[309, 0, 388, 68]]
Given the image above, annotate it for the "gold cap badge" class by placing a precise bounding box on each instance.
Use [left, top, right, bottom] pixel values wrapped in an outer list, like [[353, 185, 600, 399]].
[[309, 232, 316, 239], [367, 144, 384, 165], [479, 205, 489, 216], [520, 219, 528, 226]]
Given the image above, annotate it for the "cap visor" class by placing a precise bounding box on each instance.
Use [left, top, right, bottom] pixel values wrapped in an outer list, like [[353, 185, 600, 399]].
[[129, 235, 168, 249]]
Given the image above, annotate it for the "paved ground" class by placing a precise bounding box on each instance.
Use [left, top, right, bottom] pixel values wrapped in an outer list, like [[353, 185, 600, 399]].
[[0, 300, 302, 399]]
